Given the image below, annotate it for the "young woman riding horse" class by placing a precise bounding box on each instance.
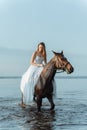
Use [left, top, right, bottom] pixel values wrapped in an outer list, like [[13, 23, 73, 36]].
[[34, 51, 74, 112]]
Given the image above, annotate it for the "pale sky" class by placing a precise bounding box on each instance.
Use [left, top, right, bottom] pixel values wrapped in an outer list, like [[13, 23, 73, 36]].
[[0, 0, 87, 76], [0, 0, 87, 54]]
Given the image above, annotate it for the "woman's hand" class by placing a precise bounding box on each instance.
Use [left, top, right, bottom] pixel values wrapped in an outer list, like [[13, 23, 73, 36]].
[[38, 64, 44, 67]]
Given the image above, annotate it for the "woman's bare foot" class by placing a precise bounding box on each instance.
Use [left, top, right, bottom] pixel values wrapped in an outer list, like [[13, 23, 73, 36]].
[[19, 103, 26, 108]]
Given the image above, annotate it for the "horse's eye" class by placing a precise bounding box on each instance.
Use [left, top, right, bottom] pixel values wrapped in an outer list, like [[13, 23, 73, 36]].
[[61, 57, 64, 60]]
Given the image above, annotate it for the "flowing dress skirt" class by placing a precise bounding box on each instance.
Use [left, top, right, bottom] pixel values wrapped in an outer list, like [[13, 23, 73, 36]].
[[20, 65, 43, 105]]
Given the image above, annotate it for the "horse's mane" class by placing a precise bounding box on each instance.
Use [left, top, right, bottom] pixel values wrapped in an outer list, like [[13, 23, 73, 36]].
[[41, 56, 56, 82]]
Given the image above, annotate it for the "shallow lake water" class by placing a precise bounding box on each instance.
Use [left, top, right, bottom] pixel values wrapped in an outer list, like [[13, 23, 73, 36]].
[[0, 77, 87, 130]]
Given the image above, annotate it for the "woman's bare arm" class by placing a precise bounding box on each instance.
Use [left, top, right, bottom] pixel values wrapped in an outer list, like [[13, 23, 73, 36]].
[[30, 52, 43, 67]]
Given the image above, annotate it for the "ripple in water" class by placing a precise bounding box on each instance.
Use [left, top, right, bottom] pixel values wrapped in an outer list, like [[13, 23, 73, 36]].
[[0, 97, 87, 130]]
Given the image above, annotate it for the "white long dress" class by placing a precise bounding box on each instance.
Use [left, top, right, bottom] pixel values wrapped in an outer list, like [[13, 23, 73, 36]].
[[20, 56, 45, 105]]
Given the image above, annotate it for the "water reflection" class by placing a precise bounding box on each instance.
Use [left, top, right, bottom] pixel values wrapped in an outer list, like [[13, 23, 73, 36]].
[[21, 106, 56, 130], [1, 78, 87, 130]]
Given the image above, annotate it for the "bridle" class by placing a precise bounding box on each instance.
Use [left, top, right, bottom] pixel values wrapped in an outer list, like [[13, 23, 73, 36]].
[[46, 56, 70, 74], [55, 57, 70, 73]]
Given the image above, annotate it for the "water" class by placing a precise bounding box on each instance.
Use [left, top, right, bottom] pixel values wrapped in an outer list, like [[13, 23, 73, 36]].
[[0, 77, 87, 130]]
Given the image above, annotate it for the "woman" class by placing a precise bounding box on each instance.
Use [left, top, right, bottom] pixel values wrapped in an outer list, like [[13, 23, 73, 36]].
[[20, 42, 47, 107]]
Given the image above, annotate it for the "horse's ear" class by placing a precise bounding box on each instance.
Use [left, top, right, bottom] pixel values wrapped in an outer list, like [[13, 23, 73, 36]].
[[61, 50, 63, 55], [52, 50, 57, 55]]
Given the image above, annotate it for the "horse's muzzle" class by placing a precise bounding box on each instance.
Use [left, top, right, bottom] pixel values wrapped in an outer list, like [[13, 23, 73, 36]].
[[66, 64, 74, 74], [70, 66, 74, 73], [68, 66, 74, 74]]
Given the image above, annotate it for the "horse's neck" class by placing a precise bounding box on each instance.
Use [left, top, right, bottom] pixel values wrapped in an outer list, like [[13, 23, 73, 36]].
[[42, 60, 56, 81]]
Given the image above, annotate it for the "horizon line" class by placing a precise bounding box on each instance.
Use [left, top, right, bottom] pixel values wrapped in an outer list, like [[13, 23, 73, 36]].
[[0, 76, 87, 79]]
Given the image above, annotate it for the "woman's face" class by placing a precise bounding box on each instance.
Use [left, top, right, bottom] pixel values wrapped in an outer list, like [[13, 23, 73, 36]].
[[38, 44, 44, 52]]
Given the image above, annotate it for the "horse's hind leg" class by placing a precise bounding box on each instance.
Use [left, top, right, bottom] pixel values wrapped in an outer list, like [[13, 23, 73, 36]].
[[47, 95, 55, 110], [33, 92, 37, 102]]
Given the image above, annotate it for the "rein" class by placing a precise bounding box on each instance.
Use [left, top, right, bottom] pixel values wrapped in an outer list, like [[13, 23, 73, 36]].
[[47, 68, 64, 73], [45, 56, 70, 74], [56, 70, 64, 73], [56, 61, 70, 73], [46, 61, 70, 74]]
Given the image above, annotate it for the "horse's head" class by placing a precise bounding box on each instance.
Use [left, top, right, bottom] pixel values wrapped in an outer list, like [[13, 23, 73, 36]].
[[52, 50, 74, 74]]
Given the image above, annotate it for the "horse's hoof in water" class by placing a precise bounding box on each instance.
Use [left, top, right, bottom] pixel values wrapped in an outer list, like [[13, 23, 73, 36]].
[[50, 109, 55, 114], [37, 109, 41, 112], [37, 110, 42, 114], [37, 108, 41, 112], [50, 104, 55, 111]]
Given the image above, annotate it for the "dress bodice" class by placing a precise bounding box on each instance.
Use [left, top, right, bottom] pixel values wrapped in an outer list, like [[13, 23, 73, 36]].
[[34, 56, 44, 64]]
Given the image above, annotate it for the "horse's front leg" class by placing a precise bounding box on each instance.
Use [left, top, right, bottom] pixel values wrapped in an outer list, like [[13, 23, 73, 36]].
[[37, 96, 42, 112], [47, 94, 55, 110]]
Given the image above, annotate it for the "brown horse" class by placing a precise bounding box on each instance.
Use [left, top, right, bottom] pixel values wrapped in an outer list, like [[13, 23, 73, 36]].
[[34, 51, 74, 112]]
